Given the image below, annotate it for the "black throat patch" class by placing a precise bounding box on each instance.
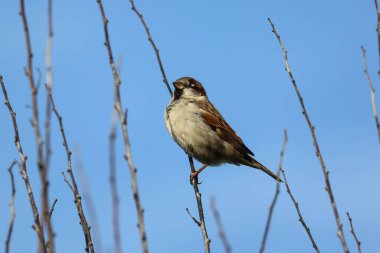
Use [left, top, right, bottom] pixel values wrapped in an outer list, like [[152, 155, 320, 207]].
[[173, 88, 183, 100]]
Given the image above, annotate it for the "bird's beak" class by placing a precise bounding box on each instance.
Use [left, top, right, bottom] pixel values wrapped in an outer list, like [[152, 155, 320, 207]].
[[173, 81, 184, 89]]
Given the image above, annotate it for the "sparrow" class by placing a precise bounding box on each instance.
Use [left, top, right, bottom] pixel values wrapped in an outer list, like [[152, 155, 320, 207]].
[[164, 77, 281, 182]]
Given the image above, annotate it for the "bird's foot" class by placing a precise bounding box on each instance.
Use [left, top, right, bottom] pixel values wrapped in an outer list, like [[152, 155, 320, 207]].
[[189, 172, 197, 185]]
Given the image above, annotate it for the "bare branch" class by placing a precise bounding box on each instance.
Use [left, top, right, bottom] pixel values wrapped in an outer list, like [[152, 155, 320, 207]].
[[277, 131, 320, 252], [280, 167, 320, 252], [128, 0, 173, 97], [210, 197, 231, 253], [43, 1, 55, 250], [5, 160, 17, 253], [75, 150, 104, 253], [188, 156, 211, 253], [186, 208, 201, 227], [46, 84, 95, 253], [19, 0, 55, 250], [0, 75, 47, 253], [96, 1, 148, 252], [259, 129, 288, 253], [361, 46, 380, 143], [109, 114, 122, 253], [49, 199, 58, 219], [346, 212, 362, 253], [44, 0, 53, 179], [268, 18, 349, 253], [374, 0, 380, 78]]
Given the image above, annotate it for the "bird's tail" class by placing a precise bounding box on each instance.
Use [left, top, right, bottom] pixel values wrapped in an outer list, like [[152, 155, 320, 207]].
[[244, 157, 282, 182]]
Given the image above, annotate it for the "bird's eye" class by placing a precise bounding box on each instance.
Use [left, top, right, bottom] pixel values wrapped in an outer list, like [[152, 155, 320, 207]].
[[189, 83, 196, 88]]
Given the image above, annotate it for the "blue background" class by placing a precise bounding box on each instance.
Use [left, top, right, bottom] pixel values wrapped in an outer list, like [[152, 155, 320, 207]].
[[0, 0, 379, 252]]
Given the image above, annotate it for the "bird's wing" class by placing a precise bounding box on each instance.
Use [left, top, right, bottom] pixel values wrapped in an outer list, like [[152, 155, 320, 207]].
[[197, 100, 254, 156]]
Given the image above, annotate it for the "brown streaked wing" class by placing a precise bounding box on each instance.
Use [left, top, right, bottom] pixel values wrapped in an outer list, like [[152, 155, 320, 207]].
[[197, 101, 254, 156]]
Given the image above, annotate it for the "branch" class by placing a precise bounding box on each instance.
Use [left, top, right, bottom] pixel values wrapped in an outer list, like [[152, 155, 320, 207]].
[[277, 132, 320, 252], [75, 151, 104, 253], [109, 114, 122, 253], [186, 208, 201, 227], [44, 0, 53, 181], [361, 46, 380, 144], [44, 0, 55, 250], [5, 160, 17, 253], [19, 0, 55, 251], [96, 1, 148, 252], [374, 0, 380, 78], [188, 157, 211, 253], [0, 76, 47, 253], [49, 199, 58, 219], [259, 129, 288, 253], [280, 168, 320, 252], [268, 18, 349, 253], [128, 0, 173, 96], [346, 212, 362, 253], [46, 84, 95, 253], [210, 197, 231, 253]]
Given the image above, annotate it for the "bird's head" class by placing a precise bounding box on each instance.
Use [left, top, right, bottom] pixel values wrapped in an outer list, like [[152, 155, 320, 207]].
[[172, 77, 207, 100]]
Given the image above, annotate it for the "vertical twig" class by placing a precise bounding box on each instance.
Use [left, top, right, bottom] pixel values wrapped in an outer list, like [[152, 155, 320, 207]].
[[45, 84, 95, 253], [44, 0, 55, 250], [346, 213, 362, 253], [49, 199, 58, 219], [210, 197, 231, 253], [188, 157, 211, 253], [259, 129, 288, 253], [374, 0, 380, 78], [268, 18, 349, 253], [109, 114, 122, 253], [128, 0, 173, 96], [19, 0, 54, 251], [0, 76, 47, 253], [96, 1, 149, 252], [361, 46, 380, 143], [5, 160, 17, 253], [75, 150, 104, 253], [44, 0, 53, 179], [278, 132, 320, 252]]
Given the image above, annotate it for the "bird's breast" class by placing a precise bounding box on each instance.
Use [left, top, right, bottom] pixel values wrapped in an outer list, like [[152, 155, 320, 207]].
[[164, 99, 227, 165]]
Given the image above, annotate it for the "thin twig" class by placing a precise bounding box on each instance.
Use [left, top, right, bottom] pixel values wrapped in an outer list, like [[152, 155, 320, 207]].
[[210, 197, 231, 253], [280, 167, 320, 252], [96, 1, 148, 253], [5, 160, 17, 253], [346, 212, 362, 253], [46, 84, 95, 253], [188, 157, 211, 253], [44, 0, 55, 250], [44, 0, 53, 181], [128, 0, 173, 96], [186, 208, 202, 227], [268, 18, 349, 253], [109, 114, 122, 253], [49, 199, 58, 219], [75, 149, 104, 253], [374, 0, 380, 78], [278, 131, 320, 252], [361, 46, 380, 144], [259, 129, 288, 253], [19, 1, 55, 251], [0, 76, 47, 253]]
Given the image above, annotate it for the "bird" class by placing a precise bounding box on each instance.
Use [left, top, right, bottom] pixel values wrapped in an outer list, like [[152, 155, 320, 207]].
[[164, 77, 281, 182]]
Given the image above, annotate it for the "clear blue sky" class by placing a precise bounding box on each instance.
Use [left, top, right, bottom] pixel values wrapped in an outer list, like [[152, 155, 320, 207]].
[[0, 0, 379, 252]]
